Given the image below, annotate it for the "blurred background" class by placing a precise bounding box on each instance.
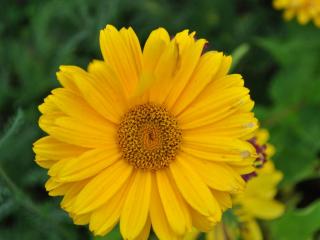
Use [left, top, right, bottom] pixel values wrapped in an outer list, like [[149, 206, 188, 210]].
[[0, 0, 320, 239]]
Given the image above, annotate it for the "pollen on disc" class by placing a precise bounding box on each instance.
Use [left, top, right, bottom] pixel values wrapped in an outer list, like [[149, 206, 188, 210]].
[[117, 103, 182, 170]]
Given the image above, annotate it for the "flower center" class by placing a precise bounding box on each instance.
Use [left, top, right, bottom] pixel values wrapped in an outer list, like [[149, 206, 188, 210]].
[[117, 103, 182, 170]]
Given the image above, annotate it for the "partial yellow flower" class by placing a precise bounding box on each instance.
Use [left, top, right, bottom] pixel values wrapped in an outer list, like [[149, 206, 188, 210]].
[[234, 160, 285, 240], [33, 25, 258, 240], [234, 129, 284, 239], [185, 129, 284, 240], [273, 0, 320, 27]]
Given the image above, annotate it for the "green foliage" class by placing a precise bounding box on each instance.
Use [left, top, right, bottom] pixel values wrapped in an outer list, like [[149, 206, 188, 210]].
[[256, 25, 320, 187], [0, 0, 319, 239], [270, 201, 320, 240]]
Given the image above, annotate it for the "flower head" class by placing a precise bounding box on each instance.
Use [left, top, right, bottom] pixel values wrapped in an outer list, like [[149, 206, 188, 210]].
[[33, 25, 258, 239], [273, 0, 320, 27]]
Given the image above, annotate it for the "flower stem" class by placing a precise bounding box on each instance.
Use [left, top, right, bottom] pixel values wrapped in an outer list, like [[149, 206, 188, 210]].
[[0, 164, 71, 239]]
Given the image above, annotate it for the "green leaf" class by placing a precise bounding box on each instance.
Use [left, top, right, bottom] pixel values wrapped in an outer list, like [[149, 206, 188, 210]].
[[257, 30, 320, 107], [0, 109, 24, 150], [230, 43, 250, 71], [270, 201, 320, 240], [270, 125, 317, 186]]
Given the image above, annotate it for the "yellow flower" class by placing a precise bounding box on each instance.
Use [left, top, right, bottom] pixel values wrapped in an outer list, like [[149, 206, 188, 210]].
[[185, 129, 284, 240], [273, 0, 320, 27], [234, 160, 284, 240], [33, 25, 258, 240]]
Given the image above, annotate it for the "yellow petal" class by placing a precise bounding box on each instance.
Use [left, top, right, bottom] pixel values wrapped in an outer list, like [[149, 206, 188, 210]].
[[72, 160, 133, 214], [38, 94, 60, 114], [133, 217, 151, 240], [87, 60, 128, 110], [45, 177, 63, 191], [60, 180, 89, 211], [273, 0, 288, 9], [148, 40, 179, 104], [242, 198, 285, 220], [213, 73, 245, 90], [119, 27, 143, 75], [38, 112, 64, 134], [177, 55, 234, 110], [172, 51, 223, 115], [165, 37, 207, 110], [184, 228, 200, 240], [35, 158, 56, 169], [205, 223, 225, 240], [182, 135, 256, 163], [49, 148, 120, 182], [244, 161, 283, 199], [240, 219, 262, 240], [150, 174, 179, 240], [284, 9, 295, 20], [50, 88, 115, 128], [183, 228, 201, 240], [156, 170, 189, 235], [170, 156, 221, 220], [189, 207, 216, 232], [70, 213, 91, 226], [143, 27, 170, 73], [33, 136, 86, 161], [246, 174, 283, 199], [47, 116, 116, 148], [38, 95, 65, 134], [182, 153, 245, 193], [59, 65, 123, 123], [183, 132, 256, 154], [120, 170, 152, 239], [178, 87, 252, 129], [297, 10, 311, 24], [134, 28, 170, 97], [213, 55, 232, 79], [231, 161, 256, 175], [183, 112, 258, 140], [266, 143, 276, 158], [56, 70, 79, 92], [182, 147, 254, 164], [45, 178, 73, 196], [314, 16, 320, 27], [211, 189, 232, 211], [255, 129, 269, 145], [89, 181, 130, 236], [100, 25, 141, 95]]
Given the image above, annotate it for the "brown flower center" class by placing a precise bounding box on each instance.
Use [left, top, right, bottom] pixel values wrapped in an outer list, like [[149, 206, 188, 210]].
[[117, 103, 182, 170]]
